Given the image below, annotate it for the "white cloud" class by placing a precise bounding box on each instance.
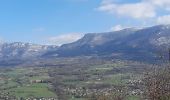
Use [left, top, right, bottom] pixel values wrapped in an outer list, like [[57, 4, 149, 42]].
[[98, 0, 170, 21], [157, 15, 170, 24], [148, 0, 170, 9], [98, 1, 156, 19], [110, 25, 124, 31], [47, 33, 84, 45]]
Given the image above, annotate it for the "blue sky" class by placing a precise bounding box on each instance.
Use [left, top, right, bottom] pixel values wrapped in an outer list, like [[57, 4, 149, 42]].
[[0, 0, 170, 45]]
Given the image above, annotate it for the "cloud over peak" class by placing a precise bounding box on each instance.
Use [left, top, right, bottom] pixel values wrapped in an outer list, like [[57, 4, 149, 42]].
[[47, 33, 84, 46], [110, 25, 124, 31], [157, 15, 170, 25]]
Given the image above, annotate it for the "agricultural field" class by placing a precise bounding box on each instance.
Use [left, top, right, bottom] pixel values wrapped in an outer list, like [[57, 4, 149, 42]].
[[0, 67, 57, 99], [0, 58, 151, 100]]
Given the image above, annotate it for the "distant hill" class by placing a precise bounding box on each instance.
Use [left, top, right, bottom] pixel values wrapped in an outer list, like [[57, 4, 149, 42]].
[[44, 25, 170, 62], [0, 42, 58, 60], [1, 25, 170, 65]]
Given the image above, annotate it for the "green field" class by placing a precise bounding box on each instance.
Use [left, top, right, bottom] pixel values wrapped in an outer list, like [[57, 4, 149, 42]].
[[10, 83, 57, 98]]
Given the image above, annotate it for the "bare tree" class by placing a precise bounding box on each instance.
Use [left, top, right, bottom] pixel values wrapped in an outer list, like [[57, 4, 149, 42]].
[[143, 66, 170, 100]]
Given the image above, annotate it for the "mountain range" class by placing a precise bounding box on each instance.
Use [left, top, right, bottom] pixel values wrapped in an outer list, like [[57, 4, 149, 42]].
[[44, 25, 170, 62], [1, 24, 170, 65]]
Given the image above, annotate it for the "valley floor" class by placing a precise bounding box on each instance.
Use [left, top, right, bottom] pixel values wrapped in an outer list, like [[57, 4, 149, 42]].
[[0, 58, 152, 100]]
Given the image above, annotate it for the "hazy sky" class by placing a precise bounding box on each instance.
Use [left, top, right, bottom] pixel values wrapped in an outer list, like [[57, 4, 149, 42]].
[[0, 0, 170, 45]]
